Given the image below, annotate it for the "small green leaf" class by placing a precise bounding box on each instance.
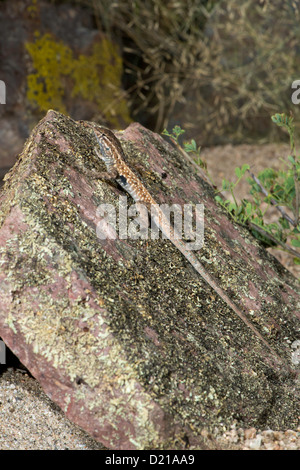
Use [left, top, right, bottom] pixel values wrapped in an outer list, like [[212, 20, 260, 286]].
[[278, 217, 290, 229], [288, 155, 296, 165], [291, 238, 300, 247], [190, 139, 197, 149], [235, 167, 241, 178], [162, 125, 185, 142], [271, 114, 280, 124], [173, 125, 185, 138], [184, 139, 197, 153], [271, 113, 293, 128], [245, 203, 253, 215], [228, 202, 237, 212], [240, 164, 250, 175], [222, 180, 231, 191]]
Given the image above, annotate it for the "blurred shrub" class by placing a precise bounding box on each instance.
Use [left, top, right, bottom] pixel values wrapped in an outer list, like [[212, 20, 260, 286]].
[[197, 0, 300, 144], [57, 0, 300, 143]]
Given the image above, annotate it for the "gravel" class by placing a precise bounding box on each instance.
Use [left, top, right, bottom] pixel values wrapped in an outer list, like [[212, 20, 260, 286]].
[[0, 367, 299, 450], [211, 425, 300, 450]]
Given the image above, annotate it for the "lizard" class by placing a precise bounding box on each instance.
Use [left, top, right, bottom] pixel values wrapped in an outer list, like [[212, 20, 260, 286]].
[[79, 121, 287, 364]]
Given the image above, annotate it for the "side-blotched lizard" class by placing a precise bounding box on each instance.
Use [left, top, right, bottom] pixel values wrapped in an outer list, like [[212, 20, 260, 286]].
[[80, 122, 285, 362]]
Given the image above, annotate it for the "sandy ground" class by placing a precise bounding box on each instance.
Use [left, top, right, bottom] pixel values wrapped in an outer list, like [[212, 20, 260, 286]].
[[0, 143, 299, 450], [0, 368, 105, 450]]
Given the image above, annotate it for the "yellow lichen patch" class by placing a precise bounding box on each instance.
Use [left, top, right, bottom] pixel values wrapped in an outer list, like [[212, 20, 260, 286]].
[[26, 33, 73, 113], [25, 33, 131, 126]]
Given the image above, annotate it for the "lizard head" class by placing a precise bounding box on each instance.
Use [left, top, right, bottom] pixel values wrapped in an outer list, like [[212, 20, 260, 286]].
[[92, 127, 125, 168]]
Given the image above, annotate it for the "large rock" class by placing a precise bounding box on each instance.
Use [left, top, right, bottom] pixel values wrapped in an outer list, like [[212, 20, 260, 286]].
[[0, 110, 299, 449]]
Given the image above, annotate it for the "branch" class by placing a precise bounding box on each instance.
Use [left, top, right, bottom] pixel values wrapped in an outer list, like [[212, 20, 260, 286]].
[[248, 221, 300, 259]]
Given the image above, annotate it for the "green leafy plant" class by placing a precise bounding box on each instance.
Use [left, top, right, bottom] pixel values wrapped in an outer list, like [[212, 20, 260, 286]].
[[163, 116, 300, 266], [215, 113, 300, 264], [162, 126, 206, 170]]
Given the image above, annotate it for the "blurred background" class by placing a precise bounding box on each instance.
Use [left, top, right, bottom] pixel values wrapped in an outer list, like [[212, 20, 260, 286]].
[[0, 0, 299, 182]]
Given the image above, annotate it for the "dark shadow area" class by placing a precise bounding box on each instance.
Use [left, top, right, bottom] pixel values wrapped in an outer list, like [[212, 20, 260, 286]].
[[0, 337, 29, 376]]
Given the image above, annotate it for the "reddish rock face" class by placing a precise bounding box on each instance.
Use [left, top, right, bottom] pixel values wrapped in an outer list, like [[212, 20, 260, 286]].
[[0, 111, 299, 449]]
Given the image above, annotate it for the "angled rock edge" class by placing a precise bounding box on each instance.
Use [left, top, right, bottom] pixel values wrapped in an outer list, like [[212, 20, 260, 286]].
[[0, 110, 299, 450]]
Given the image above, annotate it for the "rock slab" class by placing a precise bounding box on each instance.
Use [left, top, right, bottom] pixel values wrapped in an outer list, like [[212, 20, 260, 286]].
[[0, 110, 299, 449]]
